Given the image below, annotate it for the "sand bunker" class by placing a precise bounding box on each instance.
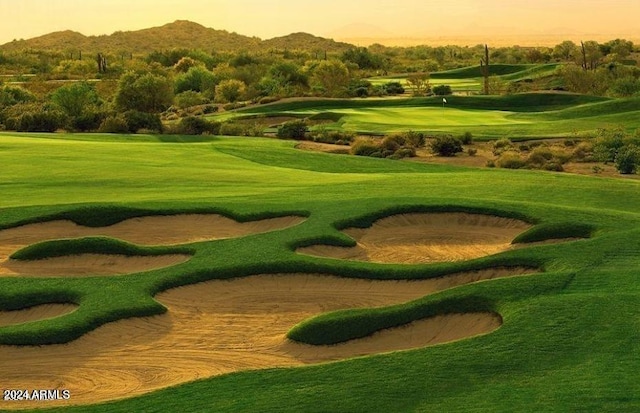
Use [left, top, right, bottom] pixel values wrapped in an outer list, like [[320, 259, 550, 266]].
[[298, 213, 532, 264], [0, 254, 192, 277], [0, 214, 303, 277], [0, 304, 77, 328], [0, 268, 536, 409]]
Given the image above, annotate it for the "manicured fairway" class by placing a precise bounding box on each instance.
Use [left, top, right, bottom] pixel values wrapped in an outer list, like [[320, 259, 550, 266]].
[[0, 132, 640, 412], [219, 93, 640, 138]]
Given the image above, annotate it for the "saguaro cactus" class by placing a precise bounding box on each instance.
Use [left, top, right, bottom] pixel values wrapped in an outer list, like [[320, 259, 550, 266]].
[[480, 44, 490, 95]]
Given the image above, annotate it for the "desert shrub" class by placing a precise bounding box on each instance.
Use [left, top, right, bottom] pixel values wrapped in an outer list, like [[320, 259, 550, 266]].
[[175, 91, 208, 109], [563, 139, 577, 147], [351, 138, 380, 157], [222, 102, 247, 111], [497, 152, 526, 169], [176, 116, 220, 135], [383, 81, 405, 95], [395, 147, 417, 158], [15, 110, 67, 132], [527, 146, 554, 167], [615, 145, 640, 174], [218, 122, 263, 137], [460, 131, 473, 145], [492, 138, 513, 155], [123, 110, 163, 133], [593, 128, 626, 162], [259, 96, 280, 104], [99, 115, 129, 134], [572, 141, 594, 162], [430, 135, 463, 156], [543, 162, 564, 172], [71, 110, 105, 132], [402, 130, 426, 148], [380, 134, 406, 152], [432, 84, 452, 95], [467, 148, 478, 156], [202, 104, 218, 114], [309, 129, 354, 145], [277, 119, 307, 140], [486, 159, 496, 167]]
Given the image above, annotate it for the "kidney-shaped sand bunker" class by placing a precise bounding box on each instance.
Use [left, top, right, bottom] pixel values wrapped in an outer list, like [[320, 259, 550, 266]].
[[0, 214, 305, 277], [297, 212, 532, 264]]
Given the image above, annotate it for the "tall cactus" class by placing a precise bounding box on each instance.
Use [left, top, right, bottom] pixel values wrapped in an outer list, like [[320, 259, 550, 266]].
[[480, 44, 490, 95]]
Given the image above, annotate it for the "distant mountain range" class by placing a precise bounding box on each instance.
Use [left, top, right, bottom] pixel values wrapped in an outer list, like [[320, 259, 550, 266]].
[[0, 20, 355, 54]]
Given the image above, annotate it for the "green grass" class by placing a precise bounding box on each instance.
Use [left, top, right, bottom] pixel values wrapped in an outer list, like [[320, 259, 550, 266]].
[[368, 64, 562, 93], [1, 132, 640, 411], [211, 93, 640, 138], [10, 237, 194, 261]]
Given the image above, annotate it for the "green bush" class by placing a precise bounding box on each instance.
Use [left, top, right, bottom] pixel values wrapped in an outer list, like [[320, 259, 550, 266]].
[[615, 145, 640, 174], [460, 131, 474, 145], [218, 122, 263, 137], [433, 84, 452, 95], [497, 153, 526, 169], [309, 129, 355, 145], [176, 116, 220, 135], [277, 119, 307, 140], [124, 110, 163, 133], [351, 138, 380, 156], [98, 115, 129, 134], [16, 110, 67, 132], [430, 135, 463, 156], [383, 81, 405, 95], [174, 91, 208, 109], [492, 138, 513, 155], [71, 110, 105, 132]]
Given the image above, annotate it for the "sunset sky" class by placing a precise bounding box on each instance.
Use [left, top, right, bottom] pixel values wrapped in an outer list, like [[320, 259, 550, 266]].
[[1, 0, 639, 45]]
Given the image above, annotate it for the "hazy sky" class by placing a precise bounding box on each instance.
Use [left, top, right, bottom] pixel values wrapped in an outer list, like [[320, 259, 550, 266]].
[[1, 0, 639, 44]]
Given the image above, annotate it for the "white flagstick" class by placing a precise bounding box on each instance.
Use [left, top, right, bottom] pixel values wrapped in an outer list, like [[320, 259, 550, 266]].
[[442, 97, 447, 108]]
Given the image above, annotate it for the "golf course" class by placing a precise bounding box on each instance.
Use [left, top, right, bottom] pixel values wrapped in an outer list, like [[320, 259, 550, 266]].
[[1, 125, 639, 411], [214, 92, 640, 138]]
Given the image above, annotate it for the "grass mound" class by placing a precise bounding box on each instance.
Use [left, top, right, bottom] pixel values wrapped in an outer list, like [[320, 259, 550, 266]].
[[431, 64, 560, 79], [512, 222, 595, 244], [10, 237, 193, 261]]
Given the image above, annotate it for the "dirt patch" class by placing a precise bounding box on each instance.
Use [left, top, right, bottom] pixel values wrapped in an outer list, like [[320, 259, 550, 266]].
[[0, 304, 77, 328], [296, 141, 351, 154], [0, 214, 303, 277], [298, 213, 531, 264], [0, 254, 192, 277], [0, 269, 536, 408]]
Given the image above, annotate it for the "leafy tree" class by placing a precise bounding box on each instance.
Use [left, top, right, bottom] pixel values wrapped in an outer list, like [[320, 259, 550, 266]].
[[173, 57, 200, 73], [214, 79, 246, 103], [341, 47, 385, 70], [553, 41, 578, 61], [311, 60, 350, 97], [406, 73, 430, 96], [114, 71, 174, 113], [608, 76, 640, 97], [175, 66, 217, 95], [50, 82, 101, 118]]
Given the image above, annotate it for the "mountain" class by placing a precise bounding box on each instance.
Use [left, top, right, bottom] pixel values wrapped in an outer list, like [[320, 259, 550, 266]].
[[262, 32, 353, 52], [0, 20, 353, 54]]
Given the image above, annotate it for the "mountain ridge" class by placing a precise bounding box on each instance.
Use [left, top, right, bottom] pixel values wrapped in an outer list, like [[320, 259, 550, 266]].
[[0, 20, 354, 53]]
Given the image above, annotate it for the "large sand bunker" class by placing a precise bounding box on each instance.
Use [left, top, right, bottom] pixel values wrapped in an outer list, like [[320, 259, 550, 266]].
[[0, 268, 536, 409], [298, 213, 532, 264], [0, 214, 303, 277]]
